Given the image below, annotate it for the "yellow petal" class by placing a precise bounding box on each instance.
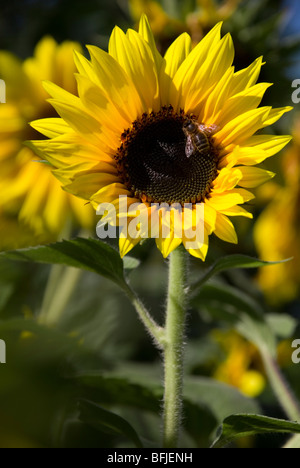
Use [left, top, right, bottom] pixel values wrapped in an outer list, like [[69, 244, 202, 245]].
[[207, 189, 255, 210], [170, 22, 223, 111], [109, 26, 159, 112], [237, 166, 275, 188], [156, 236, 182, 258], [215, 107, 270, 147], [214, 213, 238, 244], [183, 227, 209, 261], [159, 33, 192, 105], [174, 30, 234, 114], [221, 145, 268, 167], [75, 73, 130, 135], [28, 133, 114, 171], [228, 56, 264, 95], [202, 66, 234, 123], [220, 205, 253, 219], [86, 45, 144, 121], [213, 167, 243, 193], [90, 183, 131, 207], [30, 118, 72, 138], [48, 97, 115, 149], [54, 40, 82, 95], [138, 14, 163, 72], [119, 228, 142, 258], [215, 82, 272, 127], [262, 106, 293, 127], [63, 172, 120, 200], [73, 49, 99, 83], [185, 33, 235, 116]]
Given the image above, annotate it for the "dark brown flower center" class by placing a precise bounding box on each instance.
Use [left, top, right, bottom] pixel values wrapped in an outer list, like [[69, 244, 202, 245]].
[[115, 106, 219, 205]]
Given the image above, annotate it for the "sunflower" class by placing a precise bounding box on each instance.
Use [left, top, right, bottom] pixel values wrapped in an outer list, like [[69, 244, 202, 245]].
[[0, 37, 94, 247], [29, 17, 291, 260], [212, 329, 265, 398]]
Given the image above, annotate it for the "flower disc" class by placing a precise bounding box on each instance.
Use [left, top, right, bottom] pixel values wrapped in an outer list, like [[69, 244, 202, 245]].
[[115, 106, 218, 205]]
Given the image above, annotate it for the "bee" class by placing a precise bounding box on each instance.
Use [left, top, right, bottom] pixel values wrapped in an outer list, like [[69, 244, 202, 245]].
[[183, 119, 214, 159]]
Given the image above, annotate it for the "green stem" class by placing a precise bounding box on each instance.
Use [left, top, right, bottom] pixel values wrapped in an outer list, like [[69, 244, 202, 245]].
[[163, 247, 188, 449], [124, 284, 166, 349], [261, 349, 300, 422]]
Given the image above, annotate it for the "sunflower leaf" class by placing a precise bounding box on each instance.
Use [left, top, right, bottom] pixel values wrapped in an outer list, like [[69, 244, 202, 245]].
[[193, 282, 277, 356], [0, 238, 127, 288], [75, 367, 258, 446], [190, 254, 291, 293], [78, 399, 143, 448], [211, 414, 300, 448], [123, 256, 141, 270]]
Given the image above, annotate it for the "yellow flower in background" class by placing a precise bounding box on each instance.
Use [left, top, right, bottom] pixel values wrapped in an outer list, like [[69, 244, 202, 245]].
[[29, 17, 291, 260], [254, 115, 300, 305], [0, 212, 44, 250], [129, 0, 242, 45], [195, 0, 242, 27], [0, 37, 94, 248], [129, 0, 183, 37], [212, 330, 266, 398]]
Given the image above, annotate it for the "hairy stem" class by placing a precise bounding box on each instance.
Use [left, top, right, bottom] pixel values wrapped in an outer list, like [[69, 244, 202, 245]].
[[163, 247, 188, 448], [124, 284, 166, 349]]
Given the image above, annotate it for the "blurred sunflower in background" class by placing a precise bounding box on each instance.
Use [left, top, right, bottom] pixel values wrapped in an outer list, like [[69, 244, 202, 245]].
[[211, 330, 295, 398], [212, 329, 266, 398], [254, 115, 300, 305], [129, 0, 242, 46], [29, 16, 291, 260], [0, 37, 95, 250]]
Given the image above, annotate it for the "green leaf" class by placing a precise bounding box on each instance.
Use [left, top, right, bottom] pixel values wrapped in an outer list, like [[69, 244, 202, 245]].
[[0, 284, 14, 312], [78, 399, 143, 448], [75, 369, 219, 446], [193, 282, 277, 356], [76, 372, 162, 413], [184, 377, 260, 424], [266, 314, 298, 339], [123, 256, 141, 270], [190, 255, 291, 293], [212, 414, 300, 448], [0, 238, 127, 288], [76, 366, 258, 431]]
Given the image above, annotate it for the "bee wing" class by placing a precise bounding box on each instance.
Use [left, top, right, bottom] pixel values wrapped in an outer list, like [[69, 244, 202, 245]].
[[185, 136, 194, 158]]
